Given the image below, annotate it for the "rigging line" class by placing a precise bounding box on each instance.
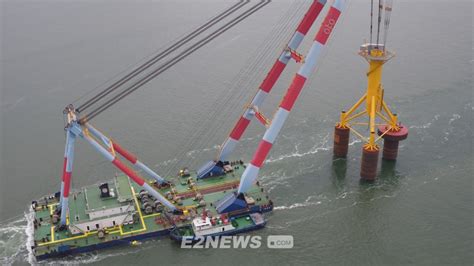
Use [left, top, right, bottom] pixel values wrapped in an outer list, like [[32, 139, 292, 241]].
[[370, 0, 374, 43], [71, 26, 209, 107], [203, 0, 306, 140], [71, 1, 245, 107], [76, 0, 249, 113], [77, 0, 248, 113], [376, 0, 383, 46], [165, 3, 284, 174], [84, 0, 268, 122], [84, 0, 271, 122], [165, 0, 300, 174], [382, 0, 393, 47], [189, 1, 308, 168], [166, 0, 304, 174]]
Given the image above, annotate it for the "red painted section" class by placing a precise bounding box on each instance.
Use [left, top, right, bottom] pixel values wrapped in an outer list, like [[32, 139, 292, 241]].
[[251, 140, 273, 167], [112, 158, 145, 186], [315, 7, 341, 45], [280, 74, 306, 111], [63, 172, 72, 197], [378, 124, 409, 141], [61, 157, 67, 181], [260, 60, 286, 93], [112, 142, 138, 164], [296, 1, 325, 34], [229, 116, 251, 140]]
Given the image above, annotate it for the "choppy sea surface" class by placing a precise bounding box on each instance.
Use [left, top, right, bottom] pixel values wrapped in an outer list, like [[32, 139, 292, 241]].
[[0, 0, 472, 265]]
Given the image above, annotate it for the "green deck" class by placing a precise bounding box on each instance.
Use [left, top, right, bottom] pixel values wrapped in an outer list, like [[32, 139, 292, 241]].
[[31, 162, 272, 259]]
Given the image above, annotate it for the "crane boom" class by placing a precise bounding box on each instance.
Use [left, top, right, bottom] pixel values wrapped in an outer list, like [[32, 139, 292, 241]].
[[237, 0, 347, 194], [58, 107, 179, 226], [216, 0, 327, 163], [56, 1, 270, 227]]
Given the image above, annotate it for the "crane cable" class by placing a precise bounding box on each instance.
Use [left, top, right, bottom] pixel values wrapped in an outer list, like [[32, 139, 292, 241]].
[[183, 0, 309, 172], [376, 0, 383, 47], [82, 0, 269, 121], [75, 0, 250, 114], [382, 0, 393, 48], [370, 0, 374, 43], [163, 0, 306, 175], [83, 0, 271, 122]]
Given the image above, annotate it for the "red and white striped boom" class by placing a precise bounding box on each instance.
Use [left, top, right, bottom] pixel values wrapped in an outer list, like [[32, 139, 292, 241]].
[[238, 0, 347, 194], [217, 0, 328, 162]]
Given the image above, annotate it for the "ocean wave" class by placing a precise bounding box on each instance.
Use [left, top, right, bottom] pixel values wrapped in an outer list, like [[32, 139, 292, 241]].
[[25, 211, 36, 265], [0, 96, 25, 111], [43, 247, 148, 265], [448, 113, 461, 125], [265, 136, 361, 164], [265, 134, 331, 164], [409, 114, 440, 129], [0, 214, 29, 265], [274, 196, 322, 211]]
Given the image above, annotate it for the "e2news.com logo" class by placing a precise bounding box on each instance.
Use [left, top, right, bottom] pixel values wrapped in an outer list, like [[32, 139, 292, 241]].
[[267, 235, 294, 249], [181, 235, 294, 249]]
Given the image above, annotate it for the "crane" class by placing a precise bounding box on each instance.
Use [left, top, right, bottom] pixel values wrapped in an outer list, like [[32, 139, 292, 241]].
[[56, 0, 270, 228], [211, 0, 349, 213], [196, 0, 328, 179]]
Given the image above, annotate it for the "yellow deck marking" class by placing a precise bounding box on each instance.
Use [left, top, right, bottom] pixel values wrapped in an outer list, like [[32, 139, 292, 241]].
[[119, 187, 147, 236], [38, 179, 157, 247]]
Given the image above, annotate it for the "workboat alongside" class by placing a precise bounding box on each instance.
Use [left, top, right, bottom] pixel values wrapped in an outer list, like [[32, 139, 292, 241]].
[[170, 213, 266, 243]]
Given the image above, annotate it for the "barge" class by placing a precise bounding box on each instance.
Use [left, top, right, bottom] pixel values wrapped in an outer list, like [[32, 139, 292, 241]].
[[30, 162, 273, 260]]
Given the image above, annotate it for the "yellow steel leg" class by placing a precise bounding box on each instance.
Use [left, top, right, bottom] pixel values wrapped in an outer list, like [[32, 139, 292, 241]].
[[364, 96, 379, 151], [338, 94, 366, 127]]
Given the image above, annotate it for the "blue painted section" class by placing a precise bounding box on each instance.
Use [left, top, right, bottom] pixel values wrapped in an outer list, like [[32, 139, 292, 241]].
[[197, 161, 225, 179], [69, 122, 82, 136], [237, 164, 259, 194], [142, 183, 177, 211], [65, 131, 76, 172], [59, 197, 68, 226], [83, 135, 115, 162], [135, 160, 166, 184], [87, 123, 166, 184], [297, 41, 323, 78], [197, 160, 215, 178], [86, 123, 111, 147], [58, 182, 64, 209], [59, 131, 70, 209], [215, 193, 247, 213], [60, 130, 76, 226]]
